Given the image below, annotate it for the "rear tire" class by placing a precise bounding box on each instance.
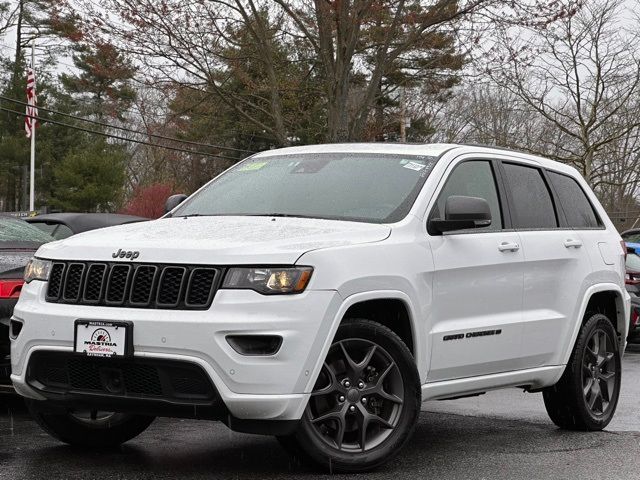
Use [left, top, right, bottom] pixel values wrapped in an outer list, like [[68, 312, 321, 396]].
[[542, 313, 621, 431], [26, 399, 154, 447], [278, 318, 421, 472]]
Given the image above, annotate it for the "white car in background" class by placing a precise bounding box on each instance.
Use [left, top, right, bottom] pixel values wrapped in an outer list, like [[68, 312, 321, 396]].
[[10, 143, 629, 472]]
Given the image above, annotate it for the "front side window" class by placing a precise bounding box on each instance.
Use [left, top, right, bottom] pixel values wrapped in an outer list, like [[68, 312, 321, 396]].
[[547, 171, 601, 229], [173, 153, 439, 223], [431, 160, 503, 231], [502, 163, 557, 229]]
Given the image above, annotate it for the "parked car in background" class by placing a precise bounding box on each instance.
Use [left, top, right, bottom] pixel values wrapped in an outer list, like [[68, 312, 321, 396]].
[[625, 246, 640, 343], [0, 215, 54, 391], [26, 213, 148, 240], [622, 228, 640, 253]]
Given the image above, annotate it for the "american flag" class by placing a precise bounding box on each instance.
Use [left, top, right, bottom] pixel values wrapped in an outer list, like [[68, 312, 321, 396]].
[[25, 66, 37, 138]]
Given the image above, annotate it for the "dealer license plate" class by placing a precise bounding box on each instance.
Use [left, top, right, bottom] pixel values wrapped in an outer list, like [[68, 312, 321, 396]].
[[74, 320, 132, 357]]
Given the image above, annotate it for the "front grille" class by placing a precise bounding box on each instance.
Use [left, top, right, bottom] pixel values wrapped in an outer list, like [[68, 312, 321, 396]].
[[46, 262, 221, 310], [28, 352, 216, 401]]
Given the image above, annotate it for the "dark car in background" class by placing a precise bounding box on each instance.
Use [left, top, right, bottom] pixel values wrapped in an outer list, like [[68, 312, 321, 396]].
[[26, 213, 148, 240], [0, 215, 54, 391], [626, 246, 640, 343]]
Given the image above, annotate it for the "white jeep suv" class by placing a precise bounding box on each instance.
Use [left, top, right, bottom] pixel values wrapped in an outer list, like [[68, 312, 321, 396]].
[[10, 144, 629, 472]]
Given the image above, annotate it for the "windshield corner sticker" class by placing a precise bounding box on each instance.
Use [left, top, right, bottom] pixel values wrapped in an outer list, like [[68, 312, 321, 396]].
[[403, 161, 425, 171], [239, 161, 267, 172]]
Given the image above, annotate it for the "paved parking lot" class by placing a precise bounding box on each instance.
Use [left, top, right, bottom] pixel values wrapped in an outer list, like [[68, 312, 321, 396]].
[[2, 350, 640, 479]]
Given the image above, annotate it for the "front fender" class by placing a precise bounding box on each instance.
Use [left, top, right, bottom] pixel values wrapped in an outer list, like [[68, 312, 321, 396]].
[[301, 290, 428, 395]]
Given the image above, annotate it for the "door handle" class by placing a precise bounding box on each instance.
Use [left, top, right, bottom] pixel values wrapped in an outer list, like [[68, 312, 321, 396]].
[[498, 241, 520, 252], [564, 239, 583, 249]]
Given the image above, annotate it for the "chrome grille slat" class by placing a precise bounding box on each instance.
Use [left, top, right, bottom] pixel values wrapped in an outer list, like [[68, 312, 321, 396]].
[[45, 262, 220, 310]]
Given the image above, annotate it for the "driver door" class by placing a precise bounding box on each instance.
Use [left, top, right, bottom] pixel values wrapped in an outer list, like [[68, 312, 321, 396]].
[[427, 158, 525, 381]]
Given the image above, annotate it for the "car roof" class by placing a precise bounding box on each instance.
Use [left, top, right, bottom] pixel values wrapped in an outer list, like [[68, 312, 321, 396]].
[[622, 229, 640, 236], [251, 143, 579, 175], [25, 213, 148, 234]]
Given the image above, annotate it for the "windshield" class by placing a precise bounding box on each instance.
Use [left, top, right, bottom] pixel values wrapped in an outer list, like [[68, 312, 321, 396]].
[[623, 232, 640, 243], [628, 252, 640, 272], [173, 153, 439, 223], [0, 216, 55, 246]]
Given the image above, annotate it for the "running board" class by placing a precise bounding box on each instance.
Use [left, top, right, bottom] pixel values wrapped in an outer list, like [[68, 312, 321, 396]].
[[421, 366, 564, 402]]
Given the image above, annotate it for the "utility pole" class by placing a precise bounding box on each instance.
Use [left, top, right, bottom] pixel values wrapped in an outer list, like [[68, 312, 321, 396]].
[[399, 87, 406, 143], [28, 39, 36, 212]]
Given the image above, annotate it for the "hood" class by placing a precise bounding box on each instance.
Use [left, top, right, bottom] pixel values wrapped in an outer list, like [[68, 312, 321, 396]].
[[36, 216, 391, 264], [0, 249, 36, 278]]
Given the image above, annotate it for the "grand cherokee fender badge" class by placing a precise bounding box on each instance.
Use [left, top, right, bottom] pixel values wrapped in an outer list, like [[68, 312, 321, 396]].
[[443, 329, 502, 341], [112, 249, 140, 260]]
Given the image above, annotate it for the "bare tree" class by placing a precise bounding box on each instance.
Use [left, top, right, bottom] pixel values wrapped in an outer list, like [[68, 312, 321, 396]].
[[488, 0, 640, 187]]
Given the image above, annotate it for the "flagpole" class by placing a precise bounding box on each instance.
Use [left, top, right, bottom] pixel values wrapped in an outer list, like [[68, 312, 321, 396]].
[[29, 39, 35, 212]]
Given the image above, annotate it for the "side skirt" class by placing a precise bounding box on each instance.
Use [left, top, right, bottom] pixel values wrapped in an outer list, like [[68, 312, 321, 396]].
[[421, 365, 565, 401]]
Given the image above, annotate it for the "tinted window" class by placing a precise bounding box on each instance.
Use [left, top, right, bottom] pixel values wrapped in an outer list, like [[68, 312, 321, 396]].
[[432, 161, 503, 230], [503, 163, 557, 229], [175, 153, 439, 223], [30, 222, 57, 235], [548, 171, 600, 228], [53, 224, 74, 240]]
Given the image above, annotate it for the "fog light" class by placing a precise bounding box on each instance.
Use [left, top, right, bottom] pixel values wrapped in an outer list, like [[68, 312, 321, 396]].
[[226, 335, 283, 356]]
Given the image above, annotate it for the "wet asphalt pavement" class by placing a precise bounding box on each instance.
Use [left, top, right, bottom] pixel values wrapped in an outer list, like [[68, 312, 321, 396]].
[[2, 350, 640, 479]]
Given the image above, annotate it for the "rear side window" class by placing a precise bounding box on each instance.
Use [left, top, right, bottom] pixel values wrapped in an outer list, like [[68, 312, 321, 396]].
[[547, 171, 601, 229], [502, 163, 557, 229]]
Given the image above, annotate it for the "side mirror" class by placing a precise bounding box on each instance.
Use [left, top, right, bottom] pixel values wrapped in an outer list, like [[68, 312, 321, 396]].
[[164, 194, 188, 214], [429, 195, 492, 233]]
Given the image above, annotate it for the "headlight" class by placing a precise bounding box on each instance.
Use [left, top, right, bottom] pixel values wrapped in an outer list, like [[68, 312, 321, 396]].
[[222, 266, 313, 294], [24, 258, 53, 283]]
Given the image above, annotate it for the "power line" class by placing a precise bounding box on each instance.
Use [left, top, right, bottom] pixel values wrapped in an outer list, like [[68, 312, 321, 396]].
[[0, 106, 241, 161], [0, 95, 256, 154]]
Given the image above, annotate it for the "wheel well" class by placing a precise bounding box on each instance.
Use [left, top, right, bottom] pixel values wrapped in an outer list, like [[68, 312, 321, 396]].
[[584, 291, 625, 337], [343, 299, 414, 355]]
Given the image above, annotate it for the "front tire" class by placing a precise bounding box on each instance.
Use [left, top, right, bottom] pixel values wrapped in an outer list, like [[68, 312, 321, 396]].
[[542, 312, 621, 431], [26, 399, 155, 447], [279, 319, 421, 472]]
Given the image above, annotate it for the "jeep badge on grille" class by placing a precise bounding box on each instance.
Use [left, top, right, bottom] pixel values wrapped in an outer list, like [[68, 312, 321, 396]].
[[112, 249, 140, 260]]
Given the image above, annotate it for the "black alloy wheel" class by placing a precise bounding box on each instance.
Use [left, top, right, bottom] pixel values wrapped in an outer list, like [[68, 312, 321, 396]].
[[307, 338, 404, 452], [582, 328, 617, 415], [543, 312, 621, 431], [277, 319, 421, 473]]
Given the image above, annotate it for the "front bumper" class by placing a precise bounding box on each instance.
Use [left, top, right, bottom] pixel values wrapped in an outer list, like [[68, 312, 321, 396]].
[[11, 281, 342, 421]]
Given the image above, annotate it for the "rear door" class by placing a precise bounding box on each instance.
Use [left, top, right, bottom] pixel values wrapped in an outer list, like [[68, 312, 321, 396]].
[[499, 162, 593, 369], [428, 158, 525, 381]]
